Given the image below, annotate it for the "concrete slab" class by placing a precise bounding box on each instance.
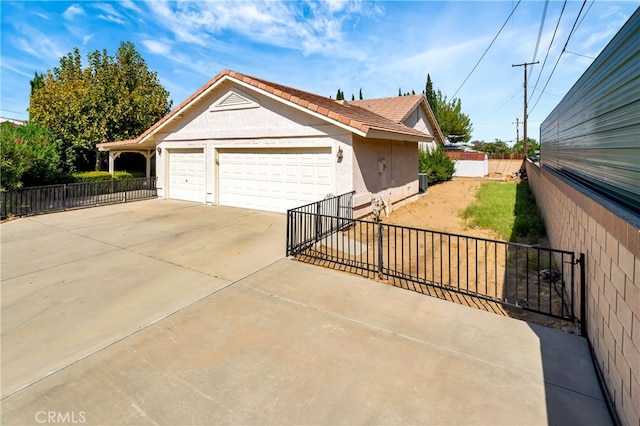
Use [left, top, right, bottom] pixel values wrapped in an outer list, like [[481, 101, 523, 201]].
[[1, 201, 285, 399], [1, 201, 612, 425]]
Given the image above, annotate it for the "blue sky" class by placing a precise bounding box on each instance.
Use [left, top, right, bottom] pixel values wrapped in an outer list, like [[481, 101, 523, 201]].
[[1, 1, 637, 143]]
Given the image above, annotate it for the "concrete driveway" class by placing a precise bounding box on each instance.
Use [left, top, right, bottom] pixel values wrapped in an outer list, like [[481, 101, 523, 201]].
[[1, 200, 611, 425]]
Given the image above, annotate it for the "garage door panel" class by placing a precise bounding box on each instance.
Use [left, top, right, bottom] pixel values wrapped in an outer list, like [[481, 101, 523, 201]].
[[218, 148, 333, 212], [168, 149, 206, 203]]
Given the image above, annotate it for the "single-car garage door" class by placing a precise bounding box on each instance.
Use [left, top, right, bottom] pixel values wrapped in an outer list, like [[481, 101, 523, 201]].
[[218, 148, 333, 212], [168, 149, 206, 203]]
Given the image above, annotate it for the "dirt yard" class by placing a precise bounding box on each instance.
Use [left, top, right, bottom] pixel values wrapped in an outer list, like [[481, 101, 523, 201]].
[[302, 177, 579, 333], [383, 177, 578, 332], [386, 177, 495, 239]]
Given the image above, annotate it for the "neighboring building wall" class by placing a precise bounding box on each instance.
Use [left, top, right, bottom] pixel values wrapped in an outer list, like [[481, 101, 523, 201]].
[[539, 9, 639, 214], [527, 161, 640, 426], [446, 152, 488, 177], [352, 135, 419, 217]]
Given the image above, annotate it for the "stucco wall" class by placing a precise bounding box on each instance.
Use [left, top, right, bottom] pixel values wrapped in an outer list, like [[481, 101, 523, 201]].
[[526, 161, 640, 426], [154, 81, 353, 203], [352, 135, 419, 217]]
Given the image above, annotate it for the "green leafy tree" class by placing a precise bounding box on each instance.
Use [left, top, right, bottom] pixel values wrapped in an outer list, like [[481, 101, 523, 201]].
[[359, 88, 363, 100], [335, 89, 344, 100], [0, 122, 63, 190], [418, 146, 455, 185], [29, 41, 172, 171], [434, 90, 472, 144], [512, 137, 539, 156], [472, 139, 511, 154]]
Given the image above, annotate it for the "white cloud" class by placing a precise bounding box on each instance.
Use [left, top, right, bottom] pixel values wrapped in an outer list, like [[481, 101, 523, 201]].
[[82, 35, 94, 45], [120, 0, 143, 14], [62, 4, 85, 20], [142, 39, 172, 55], [92, 3, 127, 25], [10, 23, 68, 62], [144, 0, 377, 56]]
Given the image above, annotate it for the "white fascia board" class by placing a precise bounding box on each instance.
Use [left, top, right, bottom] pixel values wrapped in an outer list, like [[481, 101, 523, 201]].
[[138, 77, 233, 145], [231, 78, 368, 138], [366, 128, 433, 142]]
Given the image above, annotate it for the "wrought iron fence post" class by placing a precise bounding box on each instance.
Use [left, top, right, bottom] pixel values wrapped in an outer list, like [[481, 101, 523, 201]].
[[377, 221, 383, 278], [63, 184, 67, 210], [579, 253, 587, 338], [315, 201, 322, 242]]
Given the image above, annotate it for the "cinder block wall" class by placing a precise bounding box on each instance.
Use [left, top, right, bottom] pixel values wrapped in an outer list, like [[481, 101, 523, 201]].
[[526, 161, 639, 426]]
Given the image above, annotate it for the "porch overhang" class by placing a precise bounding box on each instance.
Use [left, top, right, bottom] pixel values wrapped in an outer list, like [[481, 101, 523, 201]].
[[97, 139, 156, 177]]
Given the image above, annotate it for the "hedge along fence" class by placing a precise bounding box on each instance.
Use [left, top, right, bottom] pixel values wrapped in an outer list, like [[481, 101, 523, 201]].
[[71, 171, 145, 182]]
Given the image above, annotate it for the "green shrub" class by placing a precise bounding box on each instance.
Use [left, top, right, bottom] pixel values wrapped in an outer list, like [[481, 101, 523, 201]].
[[0, 121, 64, 190], [418, 146, 455, 185], [71, 171, 133, 182]]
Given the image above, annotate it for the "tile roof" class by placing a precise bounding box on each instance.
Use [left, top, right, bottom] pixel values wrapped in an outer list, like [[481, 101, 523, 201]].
[[349, 96, 424, 123], [350, 95, 446, 145], [99, 69, 437, 150]]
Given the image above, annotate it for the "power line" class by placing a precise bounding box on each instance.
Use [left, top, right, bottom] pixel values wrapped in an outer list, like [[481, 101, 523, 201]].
[[529, 0, 567, 105], [512, 61, 539, 155], [530, 0, 587, 114], [565, 50, 595, 60], [531, 0, 550, 66], [451, 0, 522, 99]]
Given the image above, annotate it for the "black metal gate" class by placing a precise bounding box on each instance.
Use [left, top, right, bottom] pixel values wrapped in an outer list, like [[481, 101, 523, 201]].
[[287, 193, 584, 323]]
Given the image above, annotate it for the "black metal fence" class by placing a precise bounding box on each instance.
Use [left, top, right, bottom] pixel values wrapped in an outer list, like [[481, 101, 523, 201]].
[[1, 177, 157, 219], [287, 195, 582, 322]]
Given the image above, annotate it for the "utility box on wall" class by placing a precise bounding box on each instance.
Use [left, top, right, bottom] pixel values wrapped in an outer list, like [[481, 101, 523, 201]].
[[418, 173, 428, 193]]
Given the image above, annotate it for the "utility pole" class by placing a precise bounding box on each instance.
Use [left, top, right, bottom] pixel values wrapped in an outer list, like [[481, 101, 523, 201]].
[[512, 61, 538, 157], [512, 118, 520, 146]]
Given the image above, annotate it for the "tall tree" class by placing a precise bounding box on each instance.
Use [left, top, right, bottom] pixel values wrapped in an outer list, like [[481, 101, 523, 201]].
[[335, 89, 344, 100], [29, 41, 172, 171], [359, 88, 363, 100], [425, 74, 438, 122], [29, 72, 44, 95], [434, 90, 473, 144]]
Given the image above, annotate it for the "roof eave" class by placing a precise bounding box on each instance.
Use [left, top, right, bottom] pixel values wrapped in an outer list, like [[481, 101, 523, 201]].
[[230, 77, 369, 137], [366, 128, 433, 142]]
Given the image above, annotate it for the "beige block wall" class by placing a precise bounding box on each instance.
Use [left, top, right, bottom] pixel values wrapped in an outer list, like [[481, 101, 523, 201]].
[[526, 161, 640, 426]]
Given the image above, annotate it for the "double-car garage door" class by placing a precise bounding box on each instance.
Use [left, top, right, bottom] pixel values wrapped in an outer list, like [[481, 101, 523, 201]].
[[168, 147, 333, 212]]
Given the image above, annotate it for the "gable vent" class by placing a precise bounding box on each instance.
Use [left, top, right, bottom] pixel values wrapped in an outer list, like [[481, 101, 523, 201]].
[[219, 92, 250, 107]]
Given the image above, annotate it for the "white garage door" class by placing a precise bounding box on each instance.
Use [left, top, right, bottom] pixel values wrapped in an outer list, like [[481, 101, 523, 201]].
[[218, 148, 333, 212], [168, 149, 206, 203]]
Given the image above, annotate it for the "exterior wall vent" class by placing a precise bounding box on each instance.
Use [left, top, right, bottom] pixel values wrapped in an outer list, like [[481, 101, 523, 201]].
[[219, 92, 249, 107], [211, 89, 260, 112]]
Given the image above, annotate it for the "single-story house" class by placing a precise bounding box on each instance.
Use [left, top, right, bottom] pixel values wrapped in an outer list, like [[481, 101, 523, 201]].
[[98, 70, 444, 217]]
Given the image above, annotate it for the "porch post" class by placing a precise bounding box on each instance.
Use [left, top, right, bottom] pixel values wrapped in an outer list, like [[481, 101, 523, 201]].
[[146, 151, 151, 178], [108, 152, 121, 175], [108, 152, 115, 174], [144, 150, 156, 178]]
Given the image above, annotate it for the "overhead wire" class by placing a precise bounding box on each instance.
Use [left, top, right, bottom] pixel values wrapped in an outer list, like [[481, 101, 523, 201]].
[[530, 0, 588, 114], [529, 0, 567, 107], [530, 0, 550, 71], [451, 0, 521, 99]]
